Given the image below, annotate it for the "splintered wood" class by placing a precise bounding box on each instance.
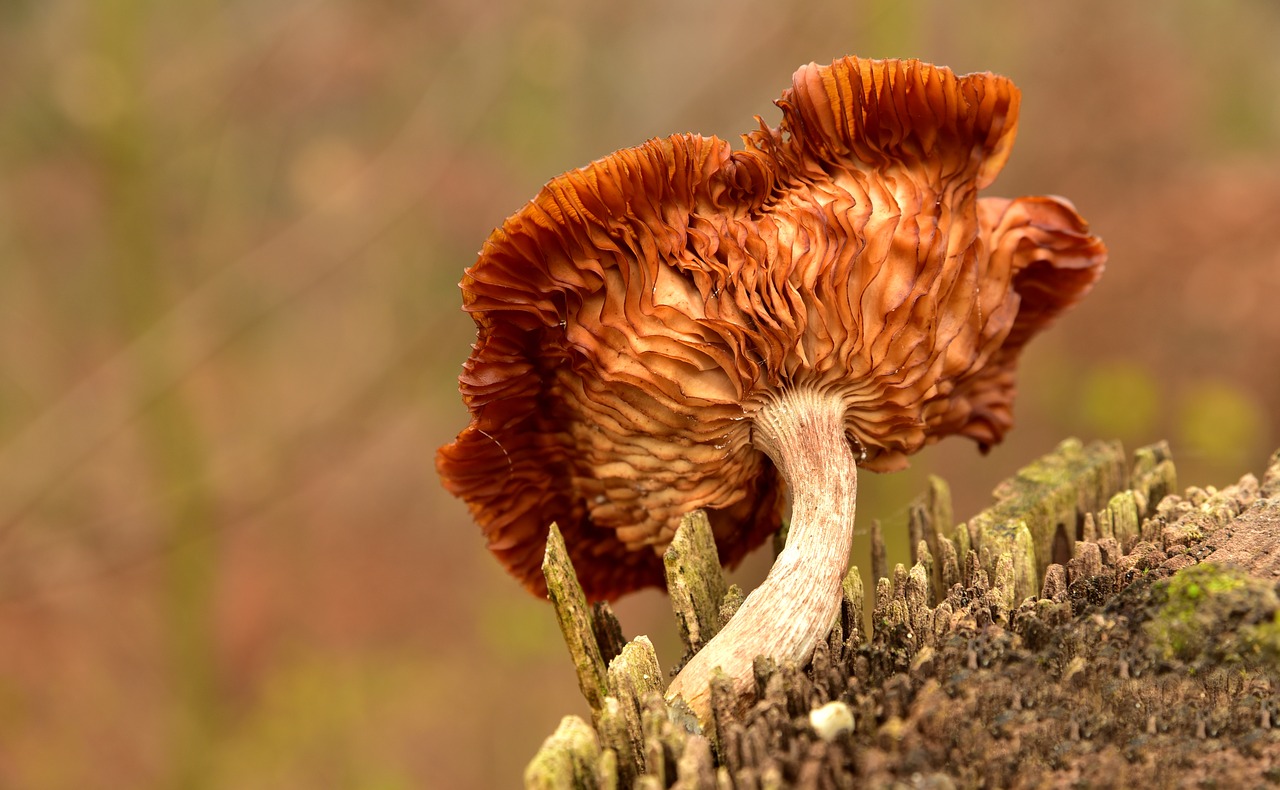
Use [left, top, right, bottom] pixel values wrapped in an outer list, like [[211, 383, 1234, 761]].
[[662, 511, 730, 660]]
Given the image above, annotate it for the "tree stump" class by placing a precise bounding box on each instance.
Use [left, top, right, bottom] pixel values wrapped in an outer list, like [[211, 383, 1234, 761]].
[[527, 441, 1280, 788]]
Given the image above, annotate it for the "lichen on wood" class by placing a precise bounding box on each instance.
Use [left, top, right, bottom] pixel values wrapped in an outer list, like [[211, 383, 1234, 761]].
[[1132, 439, 1178, 510], [663, 510, 730, 660], [839, 566, 864, 647], [602, 636, 663, 781], [541, 523, 609, 716], [524, 715, 601, 790], [961, 438, 1128, 602], [1095, 488, 1142, 547]]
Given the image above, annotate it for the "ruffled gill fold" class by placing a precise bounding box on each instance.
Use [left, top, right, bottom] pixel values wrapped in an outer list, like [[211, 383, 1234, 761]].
[[749, 57, 1021, 189], [979, 196, 1109, 351], [932, 195, 1107, 449]]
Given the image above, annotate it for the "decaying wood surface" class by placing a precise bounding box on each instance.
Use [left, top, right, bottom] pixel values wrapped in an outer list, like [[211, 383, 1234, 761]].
[[527, 440, 1280, 788]]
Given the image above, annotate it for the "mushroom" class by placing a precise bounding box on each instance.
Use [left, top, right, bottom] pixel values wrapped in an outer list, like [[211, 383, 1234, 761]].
[[437, 57, 1105, 723]]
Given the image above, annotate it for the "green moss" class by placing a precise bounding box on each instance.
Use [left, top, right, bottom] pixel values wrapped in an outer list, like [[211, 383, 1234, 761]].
[[1145, 563, 1280, 666], [1241, 610, 1280, 662]]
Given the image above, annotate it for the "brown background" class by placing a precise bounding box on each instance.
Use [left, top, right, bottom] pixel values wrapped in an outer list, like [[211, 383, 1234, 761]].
[[1, 1, 1278, 787]]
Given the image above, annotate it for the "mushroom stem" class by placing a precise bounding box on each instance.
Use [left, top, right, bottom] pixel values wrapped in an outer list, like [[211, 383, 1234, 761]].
[[666, 386, 858, 725]]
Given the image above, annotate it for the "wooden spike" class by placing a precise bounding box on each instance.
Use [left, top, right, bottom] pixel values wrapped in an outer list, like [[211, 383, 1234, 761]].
[[543, 523, 609, 714], [841, 566, 865, 645], [871, 519, 887, 584], [606, 636, 665, 775], [916, 540, 935, 606], [938, 535, 960, 594], [664, 510, 730, 657]]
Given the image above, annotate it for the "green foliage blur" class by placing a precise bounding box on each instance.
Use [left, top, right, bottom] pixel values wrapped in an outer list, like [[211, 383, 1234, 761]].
[[1, 1, 1279, 787]]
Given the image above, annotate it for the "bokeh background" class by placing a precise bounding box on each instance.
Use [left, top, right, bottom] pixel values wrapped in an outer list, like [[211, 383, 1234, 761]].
[[2, 1, 1279, 787]]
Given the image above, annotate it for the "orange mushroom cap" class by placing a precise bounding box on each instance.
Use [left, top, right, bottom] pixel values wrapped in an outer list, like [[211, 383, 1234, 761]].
[[437, 56, 1106, 601]]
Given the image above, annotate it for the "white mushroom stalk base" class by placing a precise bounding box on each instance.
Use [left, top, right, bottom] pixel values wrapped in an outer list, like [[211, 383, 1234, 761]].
[[666, 386, 859, 726]]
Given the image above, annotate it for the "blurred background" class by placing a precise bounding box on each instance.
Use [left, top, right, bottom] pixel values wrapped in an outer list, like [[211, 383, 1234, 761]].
[[1, 0, 1278, 787]]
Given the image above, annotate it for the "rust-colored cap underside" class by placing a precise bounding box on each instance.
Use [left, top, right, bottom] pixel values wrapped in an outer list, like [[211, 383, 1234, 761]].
[[437, 57, 1106, 601]]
